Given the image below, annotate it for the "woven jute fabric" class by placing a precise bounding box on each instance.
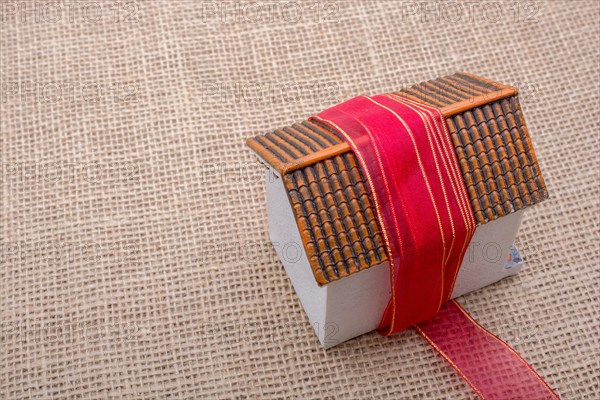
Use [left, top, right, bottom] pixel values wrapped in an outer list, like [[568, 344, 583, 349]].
[[1, 1, 598, 398]]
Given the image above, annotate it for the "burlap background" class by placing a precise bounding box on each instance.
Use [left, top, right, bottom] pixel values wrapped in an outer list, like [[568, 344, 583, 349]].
[[1, 0, 598, 398]]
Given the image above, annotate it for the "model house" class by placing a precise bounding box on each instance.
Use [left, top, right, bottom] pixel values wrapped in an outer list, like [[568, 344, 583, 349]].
[[247, 72, 548, 347]]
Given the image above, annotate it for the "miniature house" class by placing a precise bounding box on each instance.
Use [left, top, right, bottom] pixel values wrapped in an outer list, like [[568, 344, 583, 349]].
[[247, 73, 548, 348]]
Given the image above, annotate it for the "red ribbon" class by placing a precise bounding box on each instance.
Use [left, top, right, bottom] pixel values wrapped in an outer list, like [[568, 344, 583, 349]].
[[311, 95, 559, 399], [417, 300, 559, 399]]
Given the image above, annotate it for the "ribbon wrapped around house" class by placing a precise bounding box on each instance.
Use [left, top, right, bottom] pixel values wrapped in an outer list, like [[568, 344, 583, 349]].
[[311, 94, 559, 399], [246, 72, 558, 398]]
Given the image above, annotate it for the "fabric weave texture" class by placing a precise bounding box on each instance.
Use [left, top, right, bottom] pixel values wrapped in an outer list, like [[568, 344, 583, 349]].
[[1, 1, 598, 398]]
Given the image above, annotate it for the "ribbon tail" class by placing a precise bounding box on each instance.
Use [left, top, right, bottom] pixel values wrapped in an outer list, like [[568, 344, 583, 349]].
[[416, 300, 560, 400]]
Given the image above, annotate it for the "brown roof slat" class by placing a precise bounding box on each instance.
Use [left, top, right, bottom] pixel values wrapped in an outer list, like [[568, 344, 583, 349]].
[[438, 76, 482, 99], [301, 120, 343, 144], [421, 81, 464, 104], [434, 78, 475, 100], [445, 75, 489, 95]]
